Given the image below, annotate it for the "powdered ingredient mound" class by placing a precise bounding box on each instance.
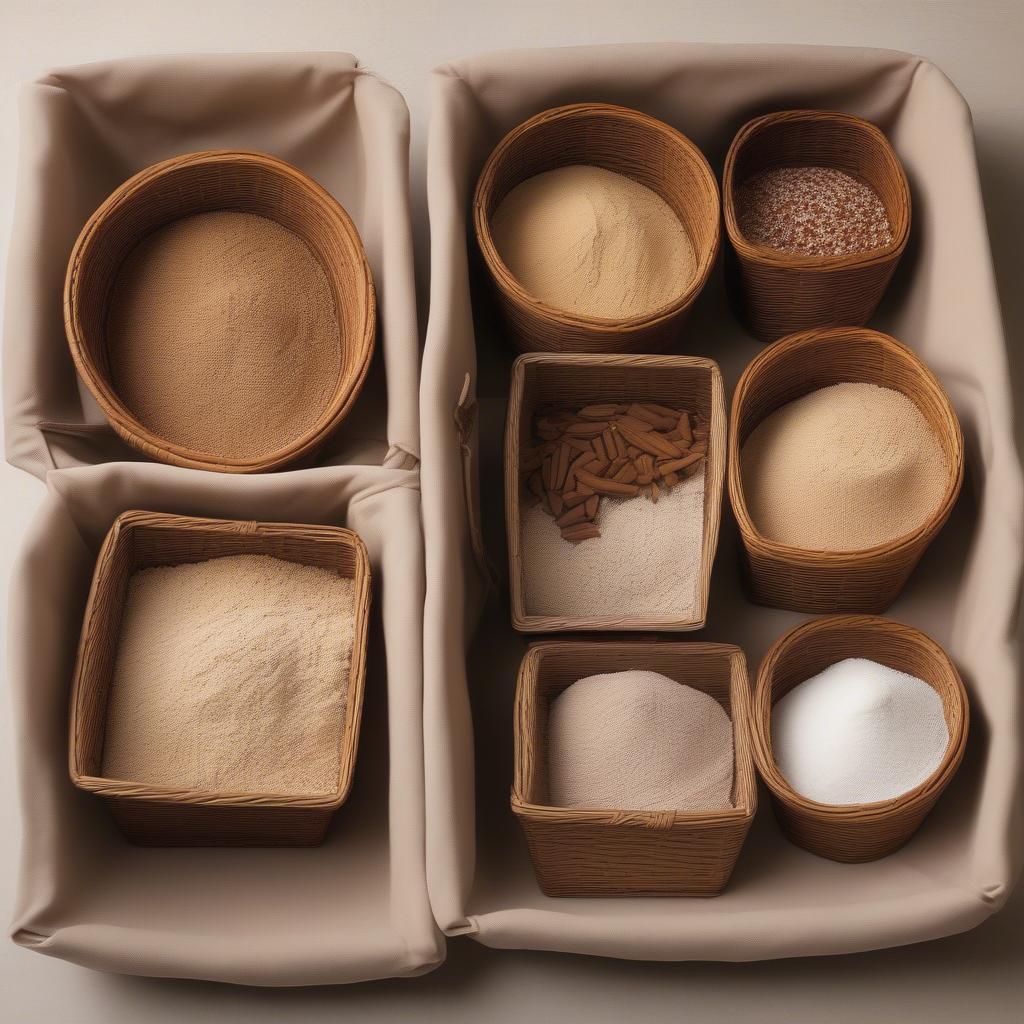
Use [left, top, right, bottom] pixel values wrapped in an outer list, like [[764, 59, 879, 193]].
[[107, 210, 342, 461], [492, 164, 696, 319], [102, 553, 355, 796], [740, 382, 949, 552], [548, 669, 734, 812]]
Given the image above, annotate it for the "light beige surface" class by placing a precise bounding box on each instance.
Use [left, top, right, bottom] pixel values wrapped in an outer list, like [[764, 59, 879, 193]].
[[1, 0, 1023, 1020]]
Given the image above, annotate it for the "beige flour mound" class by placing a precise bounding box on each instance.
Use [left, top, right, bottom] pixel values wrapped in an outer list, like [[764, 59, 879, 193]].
[[107, 211, 342, 460], [741, 382, 949, 552], [491, 165, 696, 319], [522, 472, 705, 619], [102, 554, 355, 796], [549, 670, 734, 811]]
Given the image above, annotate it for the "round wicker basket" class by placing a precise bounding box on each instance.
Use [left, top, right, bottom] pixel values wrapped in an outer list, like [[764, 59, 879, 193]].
[[723, 110, 910, 343], [728, 326, 964, 614], [474, 103, 719, 354], [751, 614, 969, 862], [64, 150, 375, 473]]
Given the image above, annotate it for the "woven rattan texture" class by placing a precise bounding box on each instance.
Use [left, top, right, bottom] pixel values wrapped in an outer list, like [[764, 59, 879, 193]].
[[751, 615, 969, 862], [68, 511, 372, 846], [728, 327, 964, 613], [64, 150, 376, 473], [723, 110, 911, 342], [474, 103, 719, 353], [513, 640, 757, 896]]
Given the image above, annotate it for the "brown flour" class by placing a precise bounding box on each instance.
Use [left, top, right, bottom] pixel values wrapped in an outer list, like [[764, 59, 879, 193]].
[[107, 211, 341, 460], [102, 554, 355, 796], [548, 670, 734, 812], [741, 382, 949, 551], [492, 165, 696, 319]]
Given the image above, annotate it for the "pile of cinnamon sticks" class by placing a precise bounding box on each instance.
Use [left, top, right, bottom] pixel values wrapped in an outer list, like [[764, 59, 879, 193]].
[[522, 402, 708, 542]]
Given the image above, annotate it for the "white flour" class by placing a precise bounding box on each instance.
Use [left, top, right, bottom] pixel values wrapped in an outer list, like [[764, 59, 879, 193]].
[[522, 472, 705, 619], [548, 670, 734, 811]]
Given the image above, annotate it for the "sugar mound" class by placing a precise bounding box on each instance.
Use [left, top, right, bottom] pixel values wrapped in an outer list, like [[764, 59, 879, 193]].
[[771, 657, 950, 805]]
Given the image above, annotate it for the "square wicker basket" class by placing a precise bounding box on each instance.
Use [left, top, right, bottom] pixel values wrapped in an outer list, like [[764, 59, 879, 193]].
[[69, 510, 371, 847], [512, 640, 757, 897], [505, 352, 726, 632]]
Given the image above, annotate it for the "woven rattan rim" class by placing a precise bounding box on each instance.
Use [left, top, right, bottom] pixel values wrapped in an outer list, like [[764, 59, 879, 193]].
[[750, 615, 969, 821], [473, 102, 720, 332], [64, 150, 376, 473], [511, 639, 758, 825], [722, 109, 911, 272], [728, 326, 965, 565], [68, 511, 372, 810]]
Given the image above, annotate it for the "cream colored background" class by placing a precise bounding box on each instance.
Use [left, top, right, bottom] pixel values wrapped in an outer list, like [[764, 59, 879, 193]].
[[1, 0, 1021, 1020]]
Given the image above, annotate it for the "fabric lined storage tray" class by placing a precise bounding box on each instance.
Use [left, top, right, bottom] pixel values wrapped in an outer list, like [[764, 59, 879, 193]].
[[3, 52, 420, 478], [7, 462, 441, 985], [421, 43, 1023, 960]]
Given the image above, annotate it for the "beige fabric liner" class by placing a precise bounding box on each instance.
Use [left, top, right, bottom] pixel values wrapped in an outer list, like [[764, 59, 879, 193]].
[[421, 44, 1024, 960], [7, 461, 442, 986], [2, 52, 421, 477]]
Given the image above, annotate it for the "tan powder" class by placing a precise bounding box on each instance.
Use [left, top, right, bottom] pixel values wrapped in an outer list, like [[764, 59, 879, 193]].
[[102, 554, 355, 796], [107, 211, 342, 461], [491, 165, 696, 319], [548, 670, 734, 812], [741, 382, 949, 552]]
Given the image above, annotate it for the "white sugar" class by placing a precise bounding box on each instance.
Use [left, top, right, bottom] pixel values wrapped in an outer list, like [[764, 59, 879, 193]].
[[772, 657, 950, 805]]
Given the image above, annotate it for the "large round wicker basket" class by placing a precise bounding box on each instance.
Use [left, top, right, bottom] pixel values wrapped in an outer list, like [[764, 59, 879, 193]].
[[65, 150, 375, 473]]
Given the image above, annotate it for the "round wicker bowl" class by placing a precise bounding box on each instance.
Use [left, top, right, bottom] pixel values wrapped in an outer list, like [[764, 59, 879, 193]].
[[751, 614, 969, 862], [723, 110, 911, 343], [728, 326, 964, 614], [473, 103, 720, 354], [64, 150, 375, 473]]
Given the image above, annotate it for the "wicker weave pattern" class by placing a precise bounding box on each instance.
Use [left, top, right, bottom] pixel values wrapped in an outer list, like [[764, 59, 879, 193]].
[[723, 110, 910, 342], [506, 352, 726, 632], [751, 615, 969, 862], [474, 103, 720, 353], [728, 327, 964, 613], [64, 150, 376, 473], [69, 511, 372, 846], [513, 640, 757, 897]]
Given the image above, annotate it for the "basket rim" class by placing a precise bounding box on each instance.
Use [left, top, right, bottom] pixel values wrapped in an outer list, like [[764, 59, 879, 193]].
[[63, 149, 377, 473], [511, 638, 758, 823], [473, 101, 721, 333], [506, 351, 726, 632], [727, 326, 965, 564], [68, 509, 372, 811], [750, 614, 970, 820], [722, 108, 912, 272]]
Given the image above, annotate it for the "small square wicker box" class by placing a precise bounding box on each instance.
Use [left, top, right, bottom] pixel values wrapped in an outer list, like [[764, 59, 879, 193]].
[[512, 640, 757, 897], [69, 510, 371, 847], [505, 352, 726, 632]]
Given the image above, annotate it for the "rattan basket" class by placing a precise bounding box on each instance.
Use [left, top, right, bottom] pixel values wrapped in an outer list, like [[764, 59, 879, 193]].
[[474, 103, 719, 354], [507, 352, 726, 631], [728, 326, 964, 613], [69, 510, 371, 846], [65, 150, 376, 473], [751, 615, 969, 862], [512, 640, 757, 897], [723, 110, 910, 342]]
